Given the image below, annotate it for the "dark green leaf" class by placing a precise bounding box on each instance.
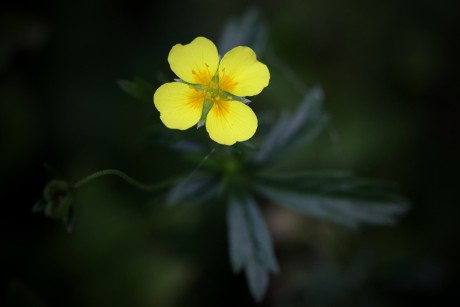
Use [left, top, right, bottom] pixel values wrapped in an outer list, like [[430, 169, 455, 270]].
[[227, 191, 278, 302], [251, 171, 410, 229], [252, 86, 329, 164], [227, 196, 251, 272], [118, 77, 155, 103], [245, 258, 269, 303]]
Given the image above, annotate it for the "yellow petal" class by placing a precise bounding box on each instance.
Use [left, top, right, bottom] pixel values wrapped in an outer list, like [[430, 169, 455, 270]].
[[218, 46, 270, 97], [153, 82, 203, 130], [168, 37, 219, 85], [206, 100, 258, 145]]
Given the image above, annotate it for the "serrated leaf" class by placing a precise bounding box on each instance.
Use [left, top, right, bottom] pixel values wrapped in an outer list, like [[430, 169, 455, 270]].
[[227, 192, 278, 302], [118, 77, 155, 103], [252, 86, 329, 164], [251, 171, 410, 229]]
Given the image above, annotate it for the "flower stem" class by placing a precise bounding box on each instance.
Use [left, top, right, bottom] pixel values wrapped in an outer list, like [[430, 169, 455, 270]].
[[74, 169, 178, 191]]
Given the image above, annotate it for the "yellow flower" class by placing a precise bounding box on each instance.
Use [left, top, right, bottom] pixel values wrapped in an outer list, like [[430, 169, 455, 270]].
[[153, 36, 270, 145]]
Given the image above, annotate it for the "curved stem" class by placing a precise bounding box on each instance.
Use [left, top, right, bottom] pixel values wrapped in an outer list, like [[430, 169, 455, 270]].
[[74, 169, 179, 191]]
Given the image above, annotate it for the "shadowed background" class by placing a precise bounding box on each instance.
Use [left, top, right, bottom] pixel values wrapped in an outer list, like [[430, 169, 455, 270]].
[[1, 0, 459, 306]]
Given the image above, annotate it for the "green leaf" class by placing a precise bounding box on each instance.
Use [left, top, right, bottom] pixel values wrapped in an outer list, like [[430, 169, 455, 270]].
[[252, 86, 329, 164], [118, 77, 155, 103], [245, 258, 269, 303], [251, 171, 410, 229], [227, 191, 278, 302]]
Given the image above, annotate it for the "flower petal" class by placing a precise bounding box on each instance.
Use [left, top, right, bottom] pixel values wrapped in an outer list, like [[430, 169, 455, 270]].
[[218, 46, 270, 97], [206, 100, 258, 145], [153, 82, 203, 130], [168, 37, 219, 85]]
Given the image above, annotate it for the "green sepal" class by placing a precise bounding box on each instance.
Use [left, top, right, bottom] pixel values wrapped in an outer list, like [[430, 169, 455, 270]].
[[231, 95, 251, 104], [197, 98, 214, 129], [174, 79, 204, 92]]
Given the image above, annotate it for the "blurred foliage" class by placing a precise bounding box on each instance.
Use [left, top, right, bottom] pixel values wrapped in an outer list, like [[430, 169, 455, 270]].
[[1, 0, 459, 307], [114, 12, 411, 300]]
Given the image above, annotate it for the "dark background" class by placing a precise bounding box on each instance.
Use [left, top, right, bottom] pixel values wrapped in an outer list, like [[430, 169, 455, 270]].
[[1, 0, 459, 306]]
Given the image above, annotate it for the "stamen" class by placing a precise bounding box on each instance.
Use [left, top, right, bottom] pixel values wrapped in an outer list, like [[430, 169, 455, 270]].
[[205, 63, 212, 80], [220, 67, 226, 79]]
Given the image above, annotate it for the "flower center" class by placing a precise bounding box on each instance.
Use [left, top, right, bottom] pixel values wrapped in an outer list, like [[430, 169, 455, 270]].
[[196, 73, 233, 128], [203, 73, 232, 103]]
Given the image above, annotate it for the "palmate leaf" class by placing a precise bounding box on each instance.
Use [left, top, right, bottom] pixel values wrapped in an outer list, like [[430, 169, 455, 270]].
[[227, 191, 278, 302], [251, 171, 410, 229], [252, 86, 329, 165]]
